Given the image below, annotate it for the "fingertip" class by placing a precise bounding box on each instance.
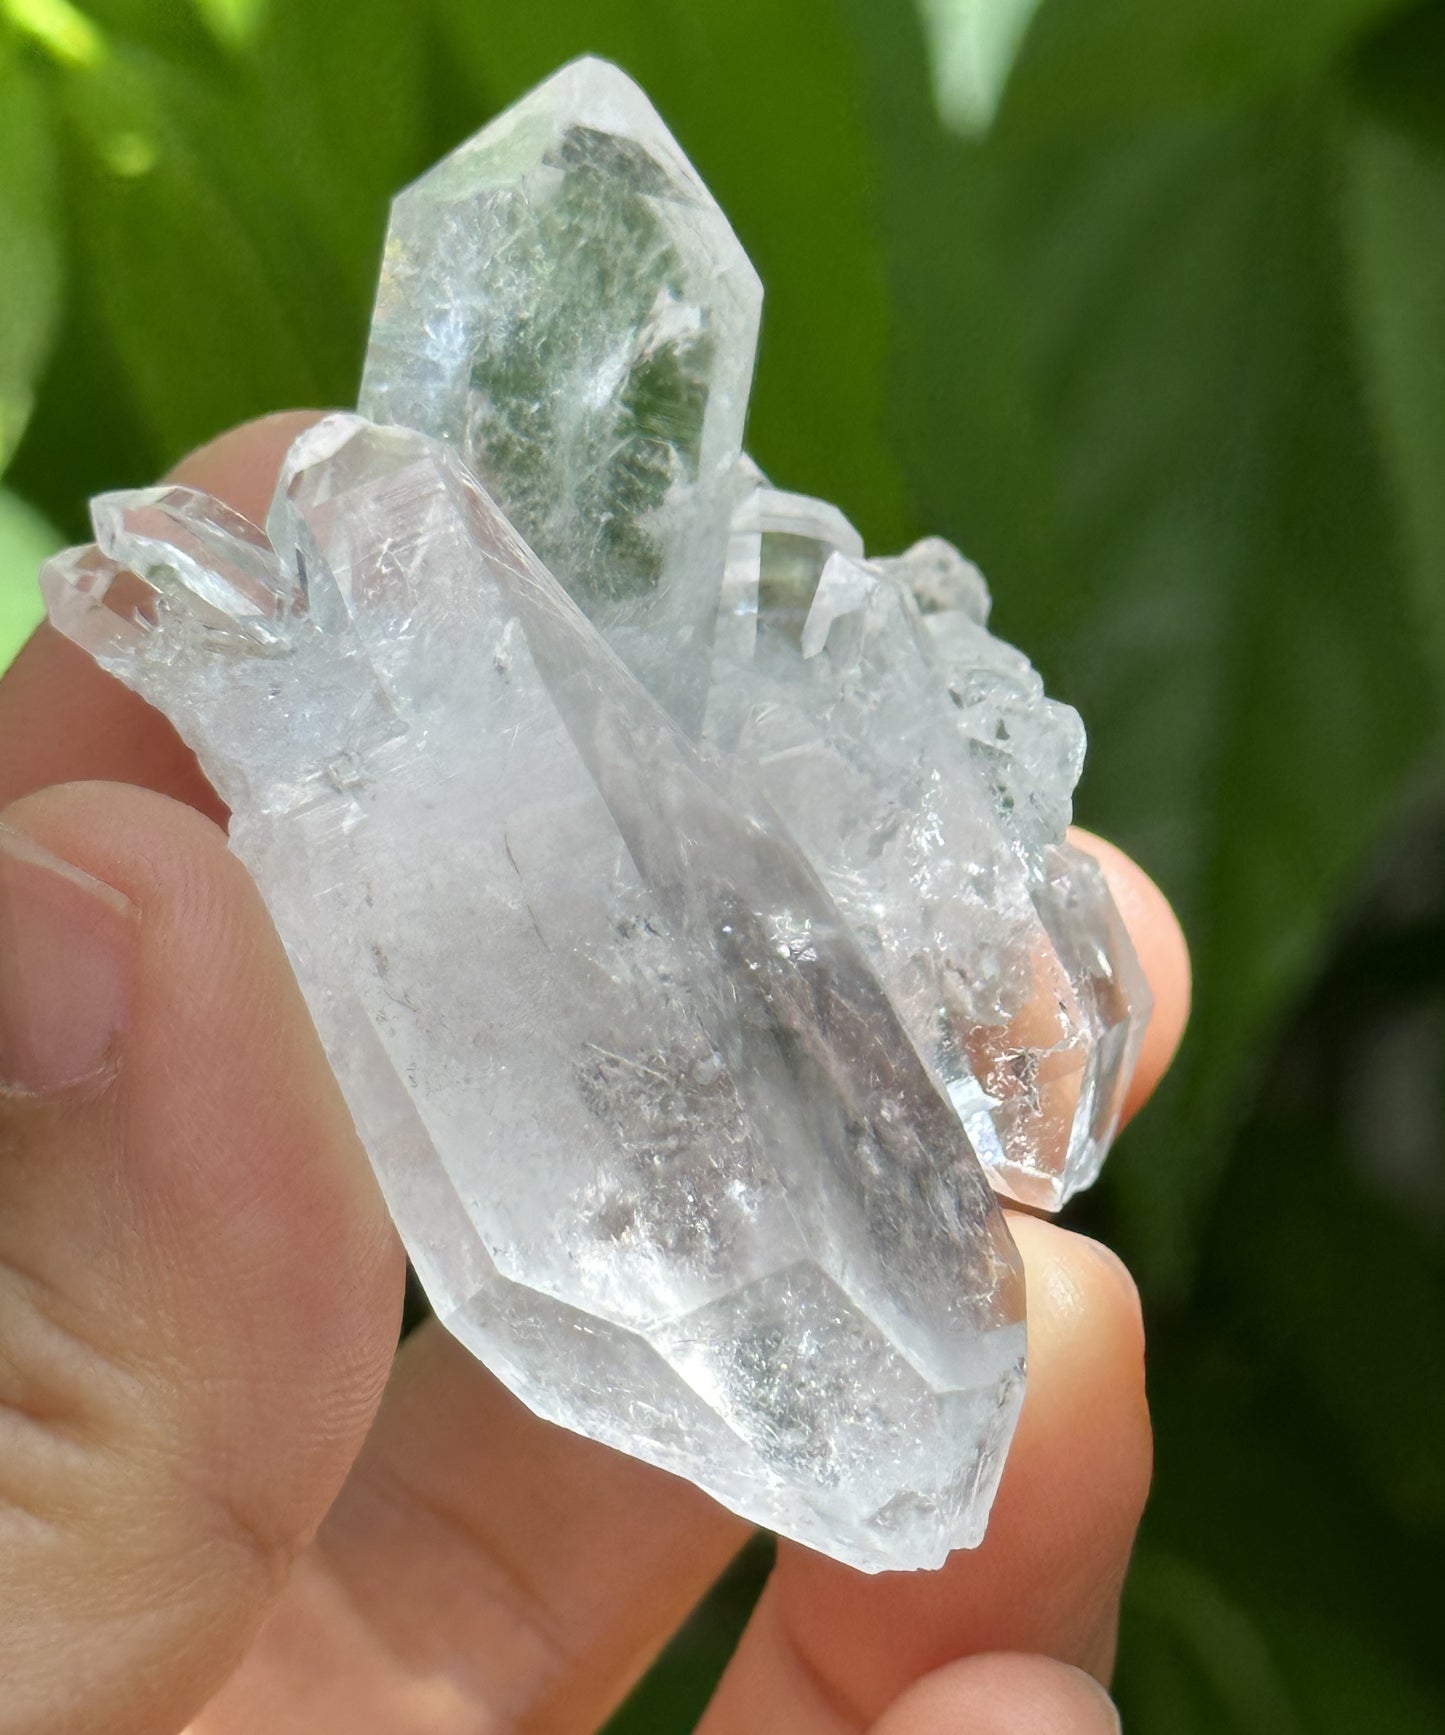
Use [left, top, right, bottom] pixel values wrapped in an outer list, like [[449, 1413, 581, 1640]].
[[166, 409, 330, 522], [1007, 1213, 1148, 1467], [999, 1214, 1150, 1678], [753, 1214, 1152, 1723], [870, 1653, 1121, 1734], [1068, 827, 1190, 1118]]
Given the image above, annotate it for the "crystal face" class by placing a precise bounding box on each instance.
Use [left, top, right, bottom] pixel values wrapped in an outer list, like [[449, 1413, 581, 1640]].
[[41, 57, 1150, 1570], [361, 57, 762, 732]]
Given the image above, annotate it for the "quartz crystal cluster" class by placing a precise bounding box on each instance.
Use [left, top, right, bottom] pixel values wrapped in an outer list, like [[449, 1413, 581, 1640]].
[[41, 58, 1148, 1572]]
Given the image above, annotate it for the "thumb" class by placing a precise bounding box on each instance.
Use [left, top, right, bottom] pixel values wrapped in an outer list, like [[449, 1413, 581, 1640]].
[[0, 782, 403, 1735]]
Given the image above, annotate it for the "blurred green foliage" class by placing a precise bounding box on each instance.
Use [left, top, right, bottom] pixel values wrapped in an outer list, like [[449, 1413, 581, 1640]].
[[1, 0, 1443, 1727]]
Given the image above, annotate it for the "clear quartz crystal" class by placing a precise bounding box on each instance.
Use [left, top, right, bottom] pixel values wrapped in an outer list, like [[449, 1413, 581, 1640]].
[[42, 416, 1025, 1573], [40, 58, 1153, 1569], [705, 491, 1151, 1210], [360, 56, 762, 732]]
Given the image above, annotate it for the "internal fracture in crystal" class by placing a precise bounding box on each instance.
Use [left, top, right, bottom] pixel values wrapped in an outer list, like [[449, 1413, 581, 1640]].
[[41, 55, 1150, 1571]]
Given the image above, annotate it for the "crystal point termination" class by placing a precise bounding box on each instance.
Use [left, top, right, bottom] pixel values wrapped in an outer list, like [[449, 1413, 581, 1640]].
[[707, 497, 1150, 1210], [361, 57, 762, 734], [41, 56, 1149, 1571]]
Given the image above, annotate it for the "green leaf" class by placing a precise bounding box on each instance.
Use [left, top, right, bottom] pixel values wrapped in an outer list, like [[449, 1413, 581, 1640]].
[[1224, 1117, 1445, 1532], [0, 39, 63, 470], [0, 0, 107, 68], [187, 0, 266, 51], [0, 487, 59, 670], [838, 0, 1058, 600], [57, 44, 336, 470], [1011, 108, 1438, 1286], [1119, 1549, 1445, 1735], [998, 0, 1419, 140], [245, 0, 428, 318], [1340, 5, 1445, 693], [4, 254, 168, 537], [431, 0, 909, 552], [57, 0, 219, 65], [606, 1538, 772, 1733], [842, 2, 1439, 1287], [1120, 1103, 1445, 1729], [1122, 1554, 1306, 1735], [8, 1, 427, 515], [1267, 1611, 1445, 1735]]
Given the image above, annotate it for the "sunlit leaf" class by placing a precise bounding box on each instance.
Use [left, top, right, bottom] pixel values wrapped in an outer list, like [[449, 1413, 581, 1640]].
[[9, 0, 426, 520], [0, 0, 105, 67], [245, 0, 428, 342], [57, 44, 333, 468], [187, 0, 265, 51], [57, 0, 221, 65], [0, 487, 58, 670]]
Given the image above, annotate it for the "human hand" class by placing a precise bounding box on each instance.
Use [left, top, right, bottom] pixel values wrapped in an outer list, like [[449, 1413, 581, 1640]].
[[0, 415, 1190, 1735]]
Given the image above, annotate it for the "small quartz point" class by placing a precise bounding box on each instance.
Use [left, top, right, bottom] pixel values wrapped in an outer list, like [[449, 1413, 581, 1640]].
[[360, 56, 762, 732], [43, 415, 1025, 1573], [705, 489, 1151, 1210]]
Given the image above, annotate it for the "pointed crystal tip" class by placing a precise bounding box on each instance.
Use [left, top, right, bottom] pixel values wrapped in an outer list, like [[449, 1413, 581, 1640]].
[[360, 55, 762, 731]]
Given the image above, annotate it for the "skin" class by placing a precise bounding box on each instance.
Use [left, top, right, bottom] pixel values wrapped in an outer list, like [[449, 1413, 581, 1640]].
[[0, 415, 1191, 1735]]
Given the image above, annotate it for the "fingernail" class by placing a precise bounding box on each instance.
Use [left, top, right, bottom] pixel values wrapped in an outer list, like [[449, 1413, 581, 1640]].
[[0, 822, 136, 1093]]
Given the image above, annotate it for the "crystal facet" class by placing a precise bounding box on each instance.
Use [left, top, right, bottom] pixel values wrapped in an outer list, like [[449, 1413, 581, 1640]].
[[361, 56, 762, 731], [41, 58, 1151, 1571]]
